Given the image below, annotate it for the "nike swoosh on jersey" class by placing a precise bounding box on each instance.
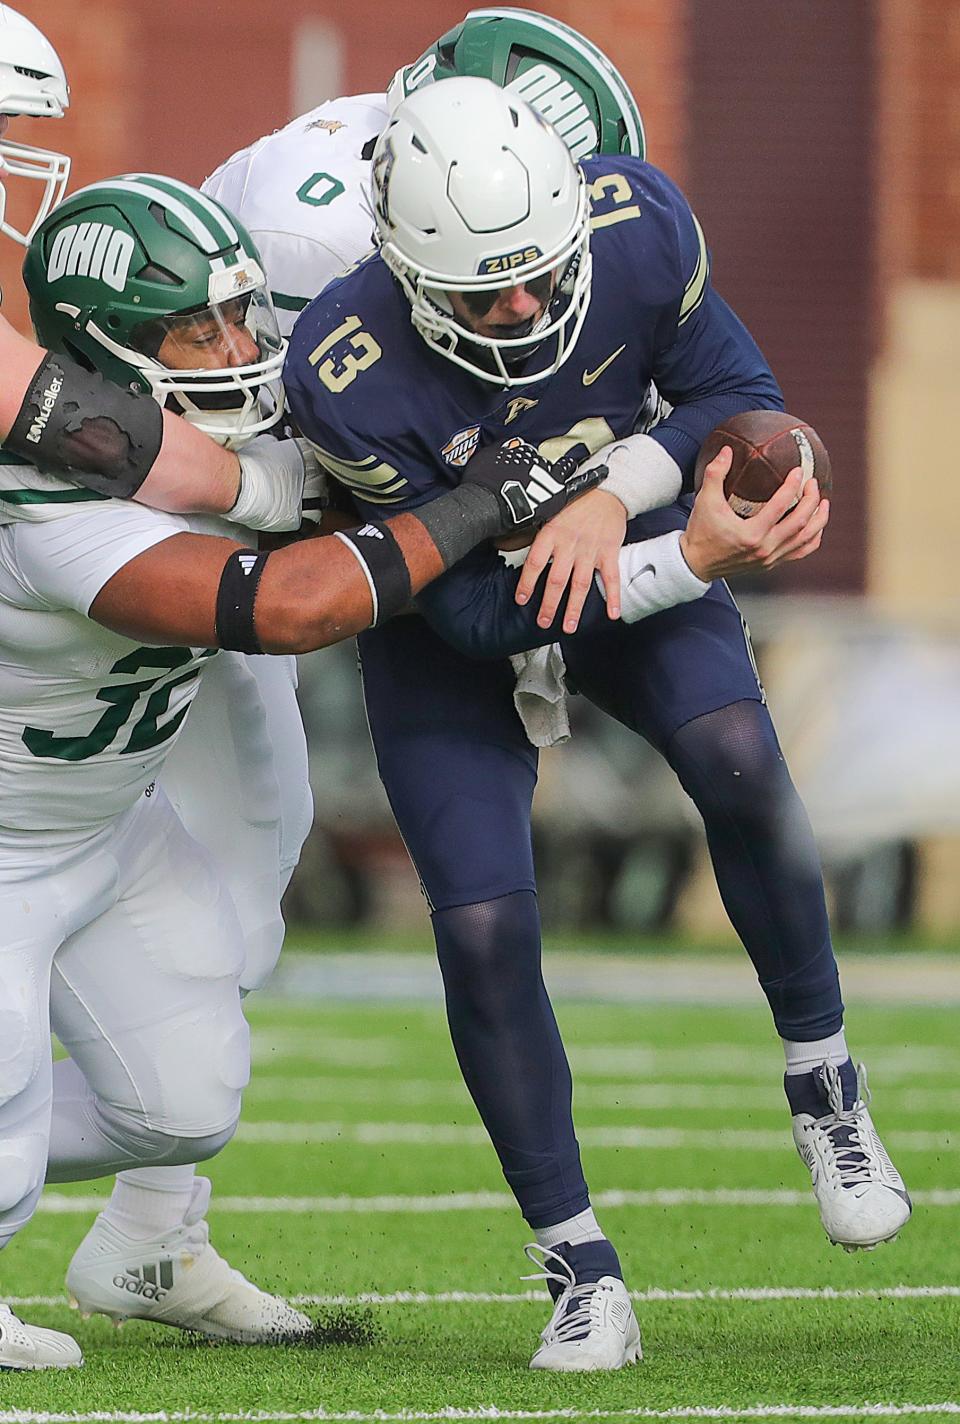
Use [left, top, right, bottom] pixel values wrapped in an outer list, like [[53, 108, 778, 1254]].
[[582, 344, 627, 386]]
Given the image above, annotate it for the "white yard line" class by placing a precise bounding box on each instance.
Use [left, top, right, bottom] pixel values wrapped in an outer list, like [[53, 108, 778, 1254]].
[[232, 1120, 952, 1152], [10, 1285, 960, 1310], [248, 1036, 960, 1080], [35, 1187, 960, 1215], [284, 1285, 960, 1306], [2, 1401, 960, 1421], [242, 1076, 960, 1114], [566, 1045, 960, 1079], [270, 947, 960, 1007]]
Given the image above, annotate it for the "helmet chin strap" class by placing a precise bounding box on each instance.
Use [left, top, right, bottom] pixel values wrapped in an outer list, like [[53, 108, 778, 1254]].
[[487, 314, 538, 341]]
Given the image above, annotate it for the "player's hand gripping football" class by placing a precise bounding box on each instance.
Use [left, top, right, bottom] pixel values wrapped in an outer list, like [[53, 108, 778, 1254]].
[[463, 437, 607, 533], [679, 445, 829, 581]]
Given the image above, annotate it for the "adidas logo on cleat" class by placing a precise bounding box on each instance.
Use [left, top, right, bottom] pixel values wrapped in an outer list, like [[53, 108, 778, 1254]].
[[112, 1258, 174, 1301]]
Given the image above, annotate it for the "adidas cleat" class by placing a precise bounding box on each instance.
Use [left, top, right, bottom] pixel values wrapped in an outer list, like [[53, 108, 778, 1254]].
[[523, 1239, 642, 1372], [0, 1304, 82, 1370], [786, 1059, 912, 1251], [66, 1177, 313, 1343]]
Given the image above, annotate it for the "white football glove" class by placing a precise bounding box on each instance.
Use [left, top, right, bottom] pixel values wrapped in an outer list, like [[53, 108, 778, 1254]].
[[229, 436, 328, 533]]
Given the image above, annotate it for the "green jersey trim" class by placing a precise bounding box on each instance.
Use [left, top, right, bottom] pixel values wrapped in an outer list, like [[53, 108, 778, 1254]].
[[0, 488, 110, 505], [272, 291, 310, 313]]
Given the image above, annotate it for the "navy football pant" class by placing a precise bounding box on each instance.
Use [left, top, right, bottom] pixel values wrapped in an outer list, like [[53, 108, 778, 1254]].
[[359, 561, 843, 1227]]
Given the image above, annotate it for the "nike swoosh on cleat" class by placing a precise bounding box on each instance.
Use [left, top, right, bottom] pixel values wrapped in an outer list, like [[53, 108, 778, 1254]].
[[582, 345, 626, 386]]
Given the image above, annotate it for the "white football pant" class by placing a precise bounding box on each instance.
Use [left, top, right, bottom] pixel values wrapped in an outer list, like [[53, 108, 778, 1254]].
[[160, 652, 313, 992], [0, 787, 249, 1248]]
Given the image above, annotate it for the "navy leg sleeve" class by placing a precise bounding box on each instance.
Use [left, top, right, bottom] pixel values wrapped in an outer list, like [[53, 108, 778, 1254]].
[[561, 543, 844, 1040], [433, 892, 590, 1227], [664, 702, 843, 1039], [359, 617, 589, 1224]]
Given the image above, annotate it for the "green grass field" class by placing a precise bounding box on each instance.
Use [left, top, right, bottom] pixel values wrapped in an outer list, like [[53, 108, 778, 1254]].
[[3, 956, 958, 1422]]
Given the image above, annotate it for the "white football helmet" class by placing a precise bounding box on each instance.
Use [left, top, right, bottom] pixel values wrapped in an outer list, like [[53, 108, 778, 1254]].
[[372, 76, 592, 388], [0, 3, 70, 246]]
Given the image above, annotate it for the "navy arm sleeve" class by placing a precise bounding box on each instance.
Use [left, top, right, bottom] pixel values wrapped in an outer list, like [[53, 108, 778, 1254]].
[[416, 545, 614, 660]]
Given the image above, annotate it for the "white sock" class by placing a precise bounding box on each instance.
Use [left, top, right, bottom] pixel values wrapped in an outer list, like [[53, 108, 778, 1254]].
[[534, 1207, 605, 1250], [101, 1166, 198, 1241], [782, 1029, 849, 1075]]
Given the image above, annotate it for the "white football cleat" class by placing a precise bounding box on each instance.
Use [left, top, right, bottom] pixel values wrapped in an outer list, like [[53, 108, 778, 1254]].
[[0, 1304, 82, 1370], [786, 1059, 912, 1251], [523, 1241, 642, 1372], [66, 1177, 313, 1343]]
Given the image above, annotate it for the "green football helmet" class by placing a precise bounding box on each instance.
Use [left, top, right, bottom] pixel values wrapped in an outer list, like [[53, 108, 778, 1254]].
[[387, 7, 645, 162], [22, 172, 285, 448]]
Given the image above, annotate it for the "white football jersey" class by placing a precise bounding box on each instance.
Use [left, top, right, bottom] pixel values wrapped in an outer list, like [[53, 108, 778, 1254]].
[[203, 94, 388, 337], [0, 457, 230, 834]]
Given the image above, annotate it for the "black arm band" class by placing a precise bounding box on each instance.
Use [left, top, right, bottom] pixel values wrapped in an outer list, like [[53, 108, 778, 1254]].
[[215, 549, 269, 653], [412, 483, 502, 569], [334, 522, 412, 626], [6, 353, 163, 497]]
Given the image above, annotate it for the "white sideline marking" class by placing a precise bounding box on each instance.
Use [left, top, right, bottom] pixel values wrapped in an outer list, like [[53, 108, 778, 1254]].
[[1, 1400, 959, 1420], [233, 1120, 953, 1152], [36, 1187, 960, 1215], [11, 1284, 960, 1310]]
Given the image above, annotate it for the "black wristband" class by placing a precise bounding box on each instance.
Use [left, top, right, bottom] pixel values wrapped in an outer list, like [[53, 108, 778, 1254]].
[[215, 549, 269, 653], [334, 522, 412, 626], [6, 353, 163, 497], [412, 483, 502, 569]]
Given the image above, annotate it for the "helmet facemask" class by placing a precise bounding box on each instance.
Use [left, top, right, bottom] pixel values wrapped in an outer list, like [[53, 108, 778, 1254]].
[[0, 135, 70, 245], [0, 5, 72, 245], [383, 182, 592, 387], [117, 283, 286, 448], [375, 79, 594, 389]]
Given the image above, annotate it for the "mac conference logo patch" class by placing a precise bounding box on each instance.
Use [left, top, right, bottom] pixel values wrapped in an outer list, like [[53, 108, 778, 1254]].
[[441, 425, 481, 468]]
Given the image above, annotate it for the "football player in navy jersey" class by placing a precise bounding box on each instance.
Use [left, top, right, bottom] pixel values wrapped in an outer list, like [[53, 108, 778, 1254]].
[[285, 76, 910, 1374]]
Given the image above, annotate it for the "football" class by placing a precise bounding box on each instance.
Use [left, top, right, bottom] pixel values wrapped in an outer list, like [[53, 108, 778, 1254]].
[[693, 410, 832, 517]]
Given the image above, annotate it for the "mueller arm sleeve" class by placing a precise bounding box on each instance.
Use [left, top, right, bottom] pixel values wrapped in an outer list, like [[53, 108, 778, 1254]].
[[6, 353, 163, 497]]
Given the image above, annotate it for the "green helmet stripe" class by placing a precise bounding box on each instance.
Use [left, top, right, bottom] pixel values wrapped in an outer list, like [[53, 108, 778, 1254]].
[[125, 172, 240, 249], [74, 176, 226, 254], [469, 7, 645, 157]]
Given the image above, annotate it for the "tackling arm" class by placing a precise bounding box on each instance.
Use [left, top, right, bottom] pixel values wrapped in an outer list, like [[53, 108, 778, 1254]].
[[90, 516, 441, 654], [89, 437, 605, 652]]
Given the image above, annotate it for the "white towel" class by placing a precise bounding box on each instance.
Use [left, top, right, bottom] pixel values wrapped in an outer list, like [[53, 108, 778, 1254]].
[[509, 644, 571, 748]]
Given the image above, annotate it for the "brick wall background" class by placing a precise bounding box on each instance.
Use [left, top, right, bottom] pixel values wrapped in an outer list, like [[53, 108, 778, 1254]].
[[1, 1, 687, 352], [3, 0, 959, 600]]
